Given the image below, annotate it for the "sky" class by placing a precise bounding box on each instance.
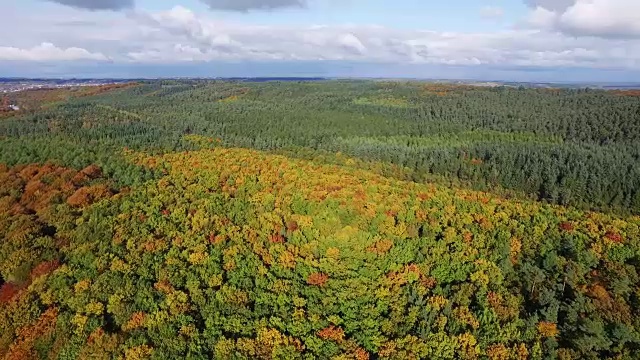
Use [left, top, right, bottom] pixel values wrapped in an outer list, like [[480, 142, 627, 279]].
[[1, 0, 640, 81]]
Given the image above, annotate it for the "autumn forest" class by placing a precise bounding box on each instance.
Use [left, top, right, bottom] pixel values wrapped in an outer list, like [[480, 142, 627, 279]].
[[1, 80, 639, 359]]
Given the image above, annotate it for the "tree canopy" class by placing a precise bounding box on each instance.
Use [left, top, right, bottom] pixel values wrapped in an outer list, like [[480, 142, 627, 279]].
[[1, 81, 639, 359]]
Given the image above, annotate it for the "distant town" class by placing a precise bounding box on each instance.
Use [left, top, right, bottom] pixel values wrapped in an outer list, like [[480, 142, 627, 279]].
[[0, 78, 133, 93]]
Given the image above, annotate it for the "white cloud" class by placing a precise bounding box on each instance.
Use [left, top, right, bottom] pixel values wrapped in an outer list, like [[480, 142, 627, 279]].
[[525, 7, 556, 29], [480, 6, 504, 20], [120, 6, 640, 69], [337, 33, 367, 55], [560, 0, 640, 38], [2, 5, 640, 71], [525, 0, 640, 38], [0, 43, 109, 61], [198, 0, 306, 12], [525, 0, 576, 12]]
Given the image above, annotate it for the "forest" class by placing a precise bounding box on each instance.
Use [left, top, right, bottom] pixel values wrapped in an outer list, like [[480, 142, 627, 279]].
[[0, 80, 639, 359], [2, 80, 639, 212]]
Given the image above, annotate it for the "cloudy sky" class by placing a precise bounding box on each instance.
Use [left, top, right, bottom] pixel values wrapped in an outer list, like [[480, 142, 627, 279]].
[[2, 0, 640, 81]]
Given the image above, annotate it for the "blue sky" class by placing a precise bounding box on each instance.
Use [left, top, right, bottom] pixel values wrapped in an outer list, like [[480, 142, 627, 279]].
[[1, 0, 640, 81]]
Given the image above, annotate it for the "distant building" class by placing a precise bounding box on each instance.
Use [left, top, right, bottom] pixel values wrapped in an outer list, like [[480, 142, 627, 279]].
[[8, 105, 19, 111]]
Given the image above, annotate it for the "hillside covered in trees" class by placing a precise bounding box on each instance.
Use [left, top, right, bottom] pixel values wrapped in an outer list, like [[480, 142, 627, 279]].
[[1, 81, 640, 359], [1, 80, 639, 213]]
